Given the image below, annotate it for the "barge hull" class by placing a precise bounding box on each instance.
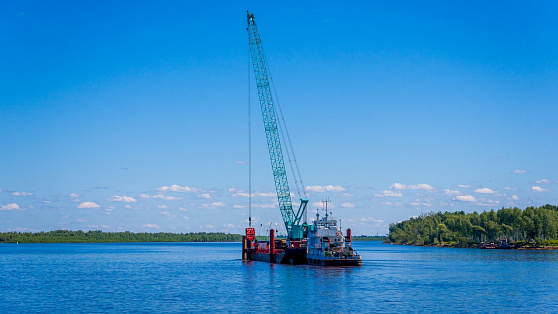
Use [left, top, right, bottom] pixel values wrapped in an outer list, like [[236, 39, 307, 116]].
[[251, 247, 307, 264], [307, 257, 362, 267]]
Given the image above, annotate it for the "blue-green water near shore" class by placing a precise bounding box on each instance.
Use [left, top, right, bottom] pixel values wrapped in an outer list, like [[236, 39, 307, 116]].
[[1, 241, 557, 312]]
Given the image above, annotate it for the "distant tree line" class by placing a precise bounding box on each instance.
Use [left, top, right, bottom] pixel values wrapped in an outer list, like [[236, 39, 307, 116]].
[[0, 230, 245, 243], [388, 204, 558, 247], [0, 229, 383, 244], [352, 235, 386, 241]]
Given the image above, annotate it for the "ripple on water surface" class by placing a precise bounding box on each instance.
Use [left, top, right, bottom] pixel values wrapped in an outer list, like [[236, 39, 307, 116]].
[[1, 242, 557, 312]]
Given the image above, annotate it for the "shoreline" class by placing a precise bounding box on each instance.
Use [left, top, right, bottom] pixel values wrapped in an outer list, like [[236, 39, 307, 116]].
[[386, 242, 558, 250], [0, 238, 383, 244]]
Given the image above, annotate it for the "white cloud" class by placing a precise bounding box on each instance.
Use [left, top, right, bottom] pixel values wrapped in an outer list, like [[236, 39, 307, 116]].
[[124, 205, 132, 209], [77, 202, 100, 208], [232, 192, 250, 198], [536, 179, 552, 184], [70, 193, 79, 198], [457, 184, 470, 188], [157, 185, 199, 193], [474, 188, 495, 194], [390, 183, 406, 190], [341, 202, 355, 208], [511, 195, 519, 200], [390, 183, 435, 190], [139, 194, 151, 199], [158, 205, 168, 209], [142, 224, 160, 228], [253, 204, 276, 208], [224, 223, 235, 228], [311, 201, 336, 209], [410, 200, 432, 207], [513, 169, 527, 174], [199, 193, 211, 199], [0, 203, 20, 211], [305, 185, 346, 193], [105, 206, 114, 215], [256, 192, 276, 197], [360, 217, 384, 223], [183, 216, 189, 220], [162, 212, 176, 219], [164, 196, 182, 200], [201, 202, 226, 209], [233, 204, 246, 209], [375, 190, 403, 197], [231, 191, 276, 198], [476, 199, 500, 206], [235, 161, 248, 165], [12, 192, 32, 196], [381, 201, 402, 207], [532, 186, 550, 192], [443, 189, 461, 196], [150, 194, 183, 200], [109, 195, 137, 203], [455, 195, 477, 202], [504, 187, 518, 191]]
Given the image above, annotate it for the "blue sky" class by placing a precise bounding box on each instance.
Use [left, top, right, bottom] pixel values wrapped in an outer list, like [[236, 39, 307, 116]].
[[1, 1, 557, 235]]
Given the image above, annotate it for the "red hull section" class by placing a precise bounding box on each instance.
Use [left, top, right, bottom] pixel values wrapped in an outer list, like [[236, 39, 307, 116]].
[[242, 230, 360, 266]]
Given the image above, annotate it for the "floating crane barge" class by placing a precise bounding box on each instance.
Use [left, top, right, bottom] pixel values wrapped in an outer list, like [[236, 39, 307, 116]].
[[242, 11, 361, 267]]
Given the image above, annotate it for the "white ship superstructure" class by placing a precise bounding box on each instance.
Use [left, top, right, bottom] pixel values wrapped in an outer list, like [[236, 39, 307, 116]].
[[306, 203, 362, 266]]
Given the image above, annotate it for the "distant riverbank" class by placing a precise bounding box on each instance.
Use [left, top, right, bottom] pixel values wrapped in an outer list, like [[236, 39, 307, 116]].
[[388, 204, 558, 249], [0, 230, 245, 243], [388, 241, 558, 250], [352, 236, 386, 241], [0, 230, 385, 244]]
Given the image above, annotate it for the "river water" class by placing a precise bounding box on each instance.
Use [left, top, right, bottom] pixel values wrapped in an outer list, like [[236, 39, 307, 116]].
[[1, 241, 557, 313]]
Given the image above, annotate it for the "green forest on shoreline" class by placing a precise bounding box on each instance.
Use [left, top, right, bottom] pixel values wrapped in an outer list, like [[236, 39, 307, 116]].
[[0, 230, 385, 243], [388, 204, 558, 248], [0, 231, 245, 243]]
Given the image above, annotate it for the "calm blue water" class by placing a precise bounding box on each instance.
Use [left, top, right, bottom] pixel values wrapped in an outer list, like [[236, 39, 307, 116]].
[[1, 241, 557, 313]]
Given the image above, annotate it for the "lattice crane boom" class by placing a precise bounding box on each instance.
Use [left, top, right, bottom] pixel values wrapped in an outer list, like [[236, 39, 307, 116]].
[[247, 11, 308, 240]]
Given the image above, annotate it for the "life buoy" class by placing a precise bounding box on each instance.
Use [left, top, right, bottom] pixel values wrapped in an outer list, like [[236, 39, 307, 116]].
[[336, 231, 341, 236]]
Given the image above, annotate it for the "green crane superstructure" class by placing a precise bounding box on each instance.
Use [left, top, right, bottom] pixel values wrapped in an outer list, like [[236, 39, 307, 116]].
[[247, 11, 308, 240]]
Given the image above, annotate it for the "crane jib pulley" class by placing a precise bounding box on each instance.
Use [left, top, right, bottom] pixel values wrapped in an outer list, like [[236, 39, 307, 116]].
[[247, 11, 308, 240]]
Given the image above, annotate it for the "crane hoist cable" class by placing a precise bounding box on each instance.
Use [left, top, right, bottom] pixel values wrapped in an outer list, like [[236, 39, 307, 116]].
[[247, 27, 252, 228], [265, 54, 307, 200]]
